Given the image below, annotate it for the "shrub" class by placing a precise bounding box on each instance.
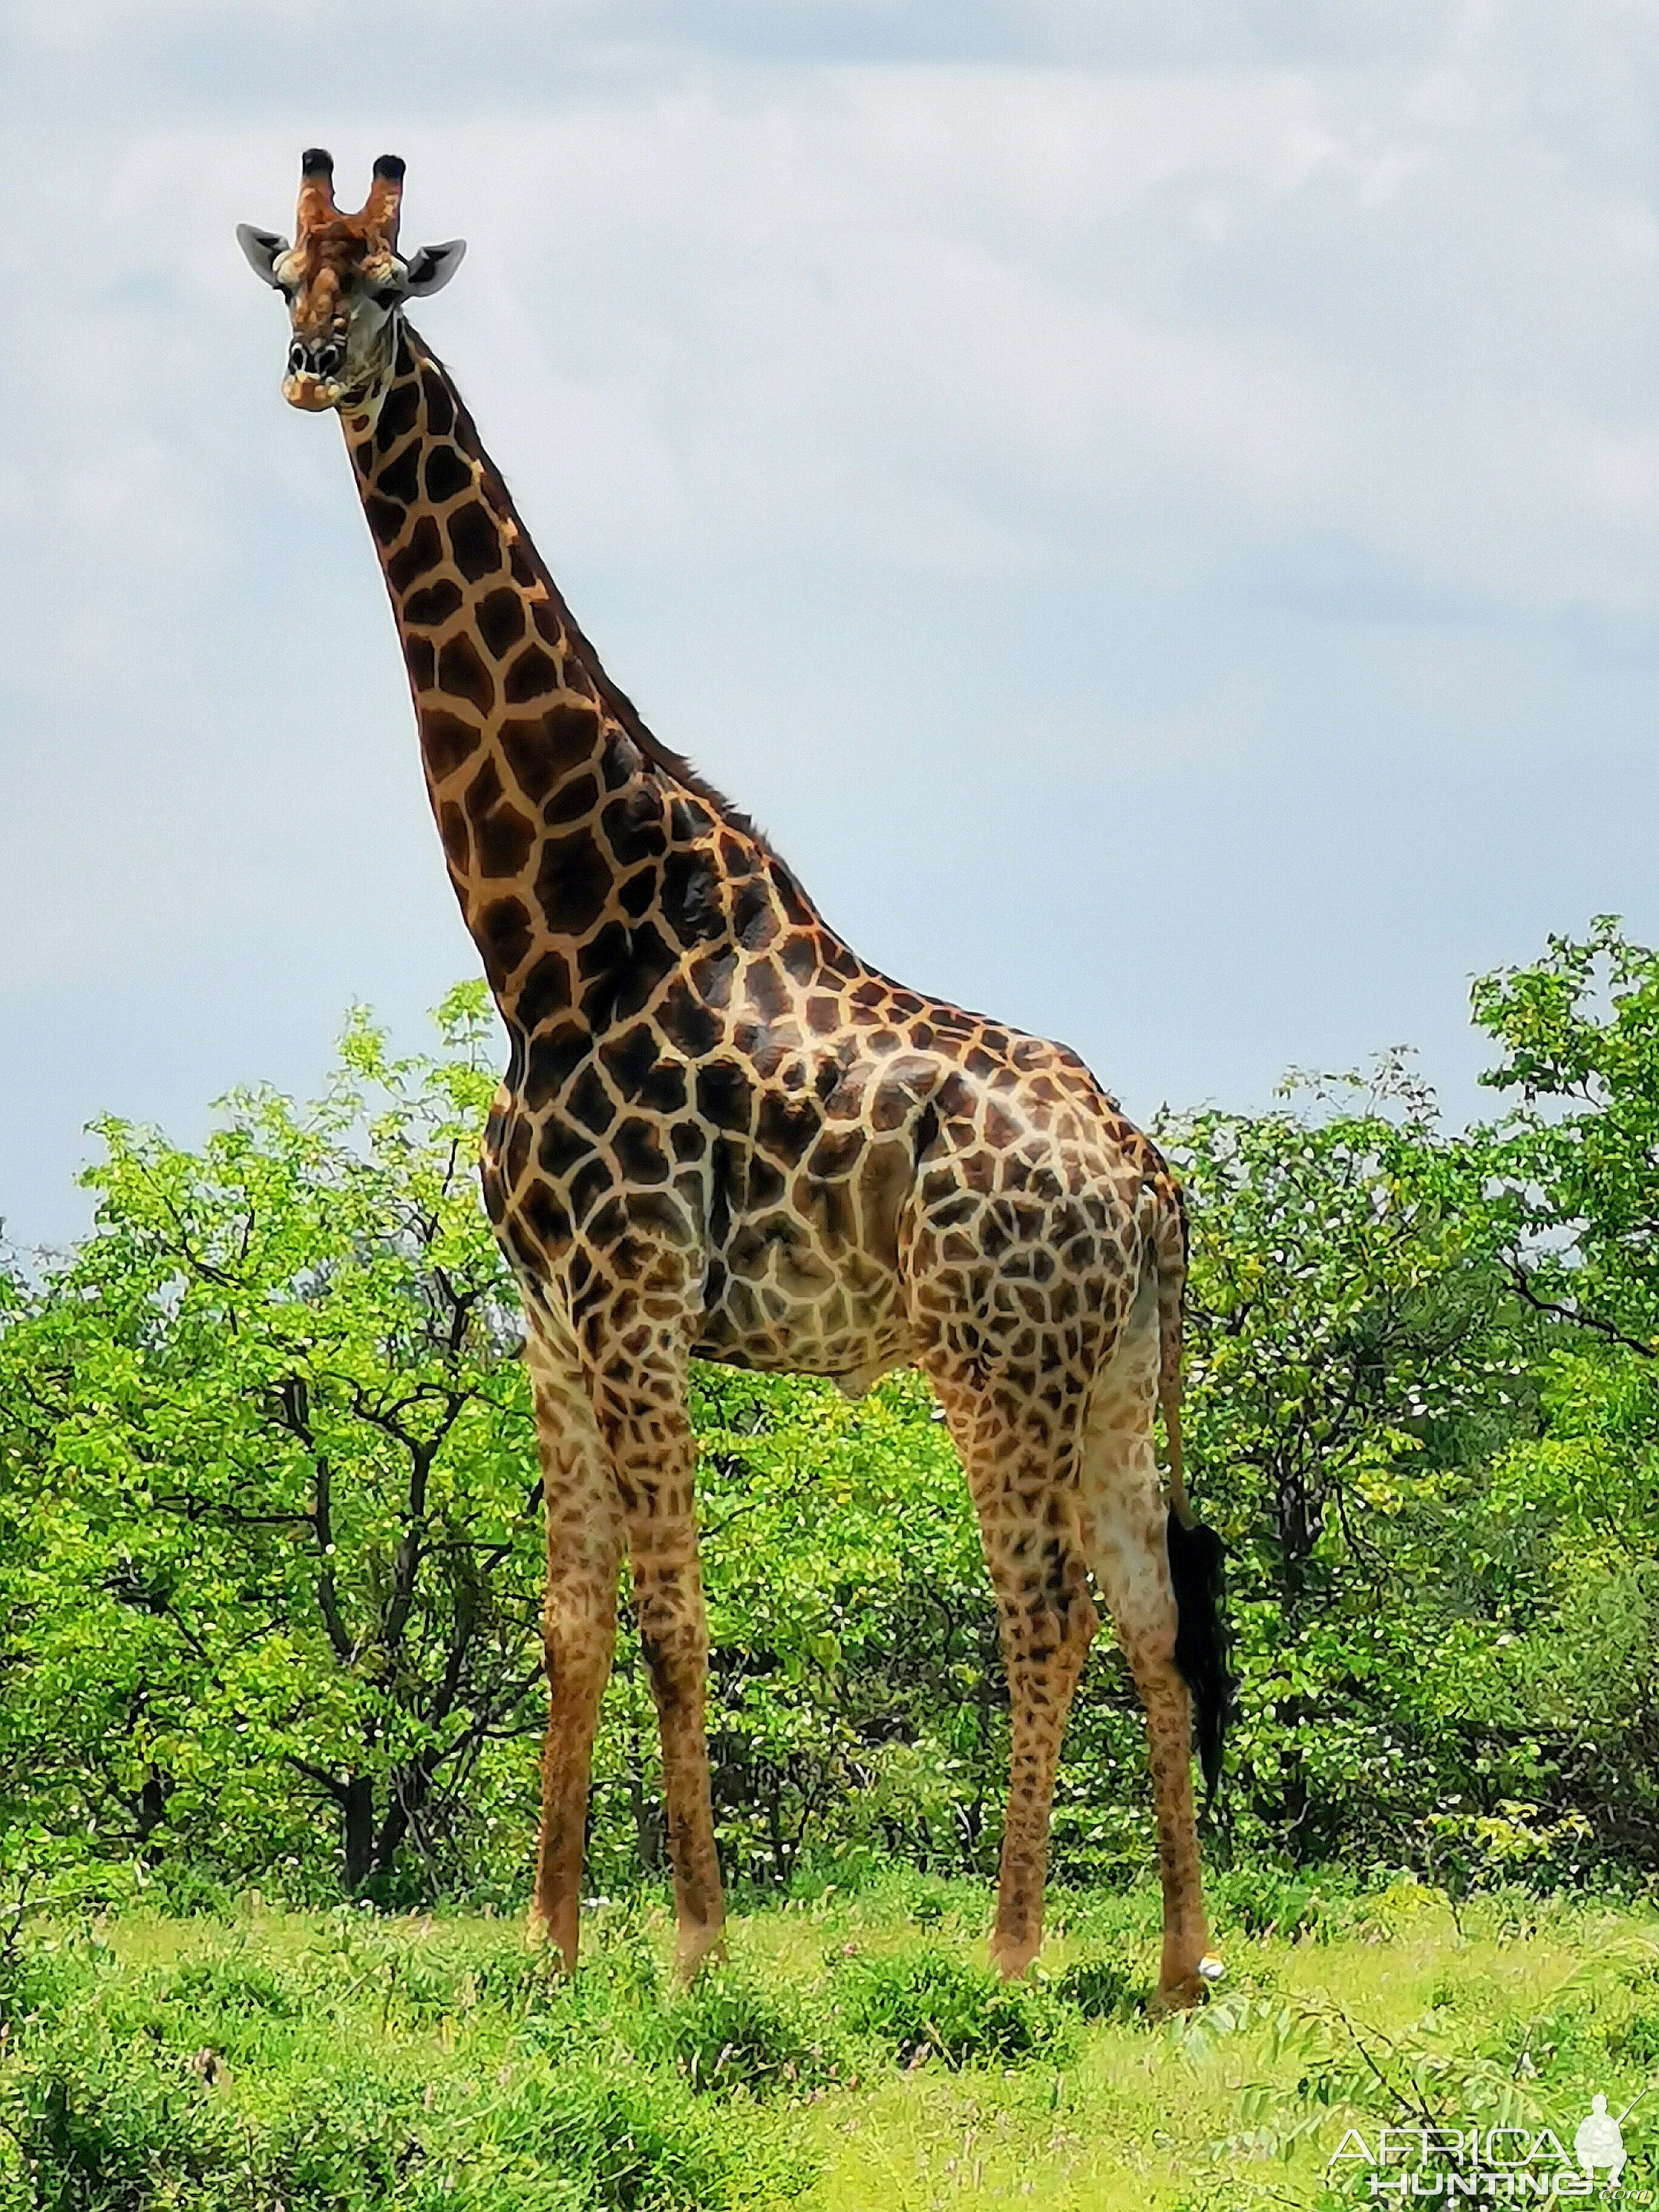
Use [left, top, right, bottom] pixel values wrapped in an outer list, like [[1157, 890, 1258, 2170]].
[[1051, 1956, 1138, 2022], [834, 1948, 1073, 2069], [486, 2065, 743, 2212], [653, 1966, 841, 2099], [165, 1953, 306, 2021], [1, 2032, 243, 2211]]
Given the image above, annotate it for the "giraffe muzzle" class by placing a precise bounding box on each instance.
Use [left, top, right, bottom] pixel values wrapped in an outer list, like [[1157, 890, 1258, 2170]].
[[282, 337, 347, 412]]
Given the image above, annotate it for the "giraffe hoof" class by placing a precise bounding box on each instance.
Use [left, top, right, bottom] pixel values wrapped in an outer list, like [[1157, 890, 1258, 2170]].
[[1150, 1958, 1223, 2015], [525, 1908, 578, 1972], [673, 1926, 728, 1986]]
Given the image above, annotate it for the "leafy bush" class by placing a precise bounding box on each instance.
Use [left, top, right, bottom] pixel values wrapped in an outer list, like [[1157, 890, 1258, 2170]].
[[259, 2069, 441, 2212], [1, 2031, 243, 2212], [1205, 1868, 1326, 1942], [0, 1919, 799, 2212], [459, 2062, 751, 2212], [834, 1946, 1073, 2069], [652, 1965, 841, 2099], [1614, 2008, 1659, 2066], [1051, 1955, 1138, 2021], [164, 1952, 305, 2020]]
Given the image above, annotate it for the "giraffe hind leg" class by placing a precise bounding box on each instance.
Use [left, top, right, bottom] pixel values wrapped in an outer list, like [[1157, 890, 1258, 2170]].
[[1078, 1290, 1219, 2009], [928, 1367, 1099, 1981]]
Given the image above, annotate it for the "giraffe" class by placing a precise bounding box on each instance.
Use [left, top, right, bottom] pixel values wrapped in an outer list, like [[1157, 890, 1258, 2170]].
[[237, 151, 1231, 2007]]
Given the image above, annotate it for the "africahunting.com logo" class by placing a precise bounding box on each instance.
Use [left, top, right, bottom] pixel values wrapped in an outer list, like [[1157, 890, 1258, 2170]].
[[1330, 2091, 1652, 2197]]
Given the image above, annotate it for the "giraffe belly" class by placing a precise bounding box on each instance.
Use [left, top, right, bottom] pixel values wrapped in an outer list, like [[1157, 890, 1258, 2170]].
[[484, 1080, 918, 1385], [688, 1228, 914, 1384]]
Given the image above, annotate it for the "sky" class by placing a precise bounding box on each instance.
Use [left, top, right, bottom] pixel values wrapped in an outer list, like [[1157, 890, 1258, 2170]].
[[4, 0, 1659, 1246]]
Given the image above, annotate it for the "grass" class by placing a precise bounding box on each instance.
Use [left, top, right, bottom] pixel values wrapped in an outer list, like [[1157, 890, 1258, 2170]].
[[1, 1867, 1657, 2210]]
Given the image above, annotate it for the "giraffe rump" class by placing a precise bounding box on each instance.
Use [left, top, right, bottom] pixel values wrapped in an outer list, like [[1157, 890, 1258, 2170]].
[[1167, 1510, 1231, 1806]]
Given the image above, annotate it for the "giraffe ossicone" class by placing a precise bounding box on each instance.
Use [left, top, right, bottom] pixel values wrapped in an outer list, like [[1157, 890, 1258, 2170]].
[[239, 150, 1232, 2005]]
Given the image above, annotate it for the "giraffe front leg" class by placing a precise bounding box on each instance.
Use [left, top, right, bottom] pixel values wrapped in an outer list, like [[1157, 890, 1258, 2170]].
[[603, 1373, 726, 1984], [927, 1371, 1099, 1981], [526, 1317, 623, 1972]]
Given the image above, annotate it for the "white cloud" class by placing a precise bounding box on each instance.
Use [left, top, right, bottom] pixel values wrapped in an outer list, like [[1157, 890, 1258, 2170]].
[[4, 4, 1659, 1238]]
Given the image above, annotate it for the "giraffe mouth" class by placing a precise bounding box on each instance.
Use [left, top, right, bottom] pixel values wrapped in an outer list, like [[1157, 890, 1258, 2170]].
[[283, 371, 346, 412]]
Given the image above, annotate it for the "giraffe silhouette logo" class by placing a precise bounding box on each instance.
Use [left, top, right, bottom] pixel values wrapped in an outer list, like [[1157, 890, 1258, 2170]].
[[1575, 2094, 1627, 2186], [1328, 2083, 1655, 2195]]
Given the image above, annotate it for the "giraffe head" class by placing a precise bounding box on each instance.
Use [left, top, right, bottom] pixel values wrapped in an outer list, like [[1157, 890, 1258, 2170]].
[[236, 150, 465, 414]]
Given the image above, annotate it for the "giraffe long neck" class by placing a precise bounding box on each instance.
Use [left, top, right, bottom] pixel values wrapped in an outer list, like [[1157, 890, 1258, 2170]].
[[343, 325, 838, 1046]]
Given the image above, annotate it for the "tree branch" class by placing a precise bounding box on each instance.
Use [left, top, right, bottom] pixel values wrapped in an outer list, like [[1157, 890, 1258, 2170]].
[[1504, 1259, 1656, 1358]]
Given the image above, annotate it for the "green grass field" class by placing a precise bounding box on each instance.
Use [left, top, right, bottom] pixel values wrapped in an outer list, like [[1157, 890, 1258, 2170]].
[[2, 1869, 1657, 2211]]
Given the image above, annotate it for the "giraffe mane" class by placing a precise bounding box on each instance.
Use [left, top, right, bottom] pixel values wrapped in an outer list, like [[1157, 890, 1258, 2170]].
[[420, 332, 783, 865]]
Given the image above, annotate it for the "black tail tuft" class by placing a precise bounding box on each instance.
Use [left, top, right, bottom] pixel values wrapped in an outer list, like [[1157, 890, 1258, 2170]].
[[1167, 1511, 1232, 1808]]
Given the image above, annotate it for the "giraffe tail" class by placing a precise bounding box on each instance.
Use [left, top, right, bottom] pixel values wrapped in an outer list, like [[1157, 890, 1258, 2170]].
[[1152, 1178, 1233, 1806]]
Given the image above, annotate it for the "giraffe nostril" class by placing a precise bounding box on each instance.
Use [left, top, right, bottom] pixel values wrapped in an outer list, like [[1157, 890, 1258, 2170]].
[[288, 341, 306, 374]]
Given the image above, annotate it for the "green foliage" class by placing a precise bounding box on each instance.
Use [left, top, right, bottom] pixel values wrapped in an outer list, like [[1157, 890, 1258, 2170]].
[[1046, 1954, 1138, 2022], [1156, 1056, 1534, 1862], [0, 1917, 774, 2212], [833, 1946, 1073, 2069], [1472, 916, 1659, 1353], [646, 1366, 1001, 1894], [3, 2031, 246, 2212], [1167, 1055, 1523, 1604], [0, 990, 543, 1903], [653, 1968, 842, 2099], [1461, 922, 1659, 1860], [6, 927, 1659, 1902], [489, 2066, 740, 2212]]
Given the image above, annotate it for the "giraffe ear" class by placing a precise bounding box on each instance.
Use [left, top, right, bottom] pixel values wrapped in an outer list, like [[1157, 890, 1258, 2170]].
[[404, 239, 466, 297], [236, 224, 290, 287]]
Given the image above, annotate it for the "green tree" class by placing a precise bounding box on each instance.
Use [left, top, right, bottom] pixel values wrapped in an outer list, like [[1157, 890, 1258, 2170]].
[[1472, 916, 1659, 1354], [1165, 1055, 1518, 1615], [8, 937, 1659, 1906], [1456, 920, 1659, 1861], [1159, 1060, 1529, 1860], [0, 989, 545, 1899]]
